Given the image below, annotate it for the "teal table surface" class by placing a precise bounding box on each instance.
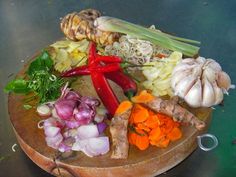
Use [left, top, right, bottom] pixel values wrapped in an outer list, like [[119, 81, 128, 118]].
[[0, 0, 235, 177]]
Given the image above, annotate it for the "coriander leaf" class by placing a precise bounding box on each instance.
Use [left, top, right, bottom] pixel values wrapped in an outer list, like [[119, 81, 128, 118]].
[[27, 51, 53, 76], [4, 78, 31, 93]]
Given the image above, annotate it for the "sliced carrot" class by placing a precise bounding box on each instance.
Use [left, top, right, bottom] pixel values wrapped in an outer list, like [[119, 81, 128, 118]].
[[115, 100, 133, 115], [144, 114, 159, 129], [157, 138, 170, 148], [160, 118, 174, 134], [167, 127, 182, 141], [137, 123, 151, 132], [149, 127, 162, 141], [132, 104, 149, 123], [135, 129, 149, 150], [128, 132, 137, 145], [131, 90, 155, 103]]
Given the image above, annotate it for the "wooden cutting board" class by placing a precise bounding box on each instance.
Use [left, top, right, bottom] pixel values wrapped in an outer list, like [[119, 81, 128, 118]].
[[8, 53, 212, 177]]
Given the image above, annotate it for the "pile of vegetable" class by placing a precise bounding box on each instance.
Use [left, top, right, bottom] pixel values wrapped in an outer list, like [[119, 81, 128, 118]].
[[39, 84, 109, 156], [128, 104, 182, 150], [49, 39, 89, 72], [5, 51, 65, 104], [142, 51, 182, 96], [5, 8, 234, 159]]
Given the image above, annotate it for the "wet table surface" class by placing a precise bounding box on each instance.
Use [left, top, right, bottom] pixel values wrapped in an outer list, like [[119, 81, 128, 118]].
[[0, 0, 236, 177]]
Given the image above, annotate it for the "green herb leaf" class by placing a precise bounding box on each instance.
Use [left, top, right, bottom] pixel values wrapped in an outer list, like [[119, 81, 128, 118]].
[[27, 51, 53, 76], [4, 78, 31, 93], [23, 104, 32, 110]]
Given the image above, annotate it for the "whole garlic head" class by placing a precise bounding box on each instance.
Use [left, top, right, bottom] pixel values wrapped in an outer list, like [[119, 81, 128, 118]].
[[171, 57, 233, 108]]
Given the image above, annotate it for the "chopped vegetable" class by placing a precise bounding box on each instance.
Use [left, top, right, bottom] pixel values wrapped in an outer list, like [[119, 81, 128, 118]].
[[142, 51, 182, 97], [128, 102, 182, 151], [49, 39, 89, 73], [36, 104, 51, 117], [114, 100, 133, 114], [4, 51, 65, 104], [104, 34, 172, 65], [42, 87, 110, 156]]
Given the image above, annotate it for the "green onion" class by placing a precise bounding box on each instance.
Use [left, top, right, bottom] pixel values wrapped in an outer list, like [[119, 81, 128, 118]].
[[95, 17, 200, 57]]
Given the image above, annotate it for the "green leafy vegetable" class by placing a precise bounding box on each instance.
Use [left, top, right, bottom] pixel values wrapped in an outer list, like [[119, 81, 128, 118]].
[[4, 50, 65, 104], [4, 78, 31, 93], [27, 51, 53, 76], [28, 71, 64, 103]]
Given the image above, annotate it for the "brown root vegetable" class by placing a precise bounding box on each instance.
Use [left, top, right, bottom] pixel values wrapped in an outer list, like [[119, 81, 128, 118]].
[[132, 91, 205, 130], [110, 101, 133, 159], [60, 9, 120, 45]]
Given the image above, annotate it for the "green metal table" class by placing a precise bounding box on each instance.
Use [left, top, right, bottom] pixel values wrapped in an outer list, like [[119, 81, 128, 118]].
[[0, 0, 235, 176]]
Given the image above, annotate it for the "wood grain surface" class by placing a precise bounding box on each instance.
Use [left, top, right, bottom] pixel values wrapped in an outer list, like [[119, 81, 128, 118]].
[[8, 54, 212, 177]]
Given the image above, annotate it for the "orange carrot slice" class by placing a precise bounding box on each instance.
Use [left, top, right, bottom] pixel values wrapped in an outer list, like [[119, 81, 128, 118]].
[[132, 104, 149, 123], [128, 132, 137, 145], [137, 123, 151, 132], [135, 129, 149, 150], [167, 127, 182, 141], [115, 100, 133, 115], [131, 90, 155, 103], [149, 127, 162, 141]]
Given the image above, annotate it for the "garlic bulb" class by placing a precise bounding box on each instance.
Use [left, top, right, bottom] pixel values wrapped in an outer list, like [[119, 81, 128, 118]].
[[171, 57, 233, 107]]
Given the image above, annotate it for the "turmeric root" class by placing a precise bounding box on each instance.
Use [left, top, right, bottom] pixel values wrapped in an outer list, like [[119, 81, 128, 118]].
[[132, 91, 205, 130], [144, 97, 205, 130], [110, 101, 133, 159]]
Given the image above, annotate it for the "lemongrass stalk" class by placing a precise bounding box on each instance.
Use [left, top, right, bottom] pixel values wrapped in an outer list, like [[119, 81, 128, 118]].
[[95, 17, 200, 57], [146, 27, 200, 45]]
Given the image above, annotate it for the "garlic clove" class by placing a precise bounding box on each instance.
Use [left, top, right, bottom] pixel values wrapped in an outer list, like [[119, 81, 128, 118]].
[[212, 82, 224, 105], [171, 70, 190, 89], [172, 63, 197, 76], [174, 75, 197, 98], [191, 65, 202, 77], [201, 78, 215, 107], [217, 71, 231, 90], [206, 59, 222, 71], [196, 56, 206, 64], [181, 58, 195, 64], [184, 79, 202, 108], [202, 67, 217, 83]]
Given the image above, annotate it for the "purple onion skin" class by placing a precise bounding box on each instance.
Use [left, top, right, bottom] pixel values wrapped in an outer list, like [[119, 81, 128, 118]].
[[55, 99, 77, 120], [97, 122, 107, 134], [81, 96, 100, 107], [65, 119, 81, 129], [65, 91, 81, 100], [74, 103, 95, 125]]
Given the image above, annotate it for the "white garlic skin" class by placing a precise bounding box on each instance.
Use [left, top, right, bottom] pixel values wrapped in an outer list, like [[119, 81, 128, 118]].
[[171, 57, 232, 108]]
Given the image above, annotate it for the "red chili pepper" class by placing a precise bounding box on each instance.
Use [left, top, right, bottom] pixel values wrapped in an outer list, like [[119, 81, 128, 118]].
[[95, 54, 122, 63], [105, 71, 137, 100], [89, 42, 119, 116], [61, 42, 137, 116], [61, 64, 121, 77], [91, 72, 119, 116], [61, 65, 90, 77]]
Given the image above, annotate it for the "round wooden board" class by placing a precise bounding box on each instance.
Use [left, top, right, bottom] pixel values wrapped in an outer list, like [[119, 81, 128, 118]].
[[8, 54, 212, 177]]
